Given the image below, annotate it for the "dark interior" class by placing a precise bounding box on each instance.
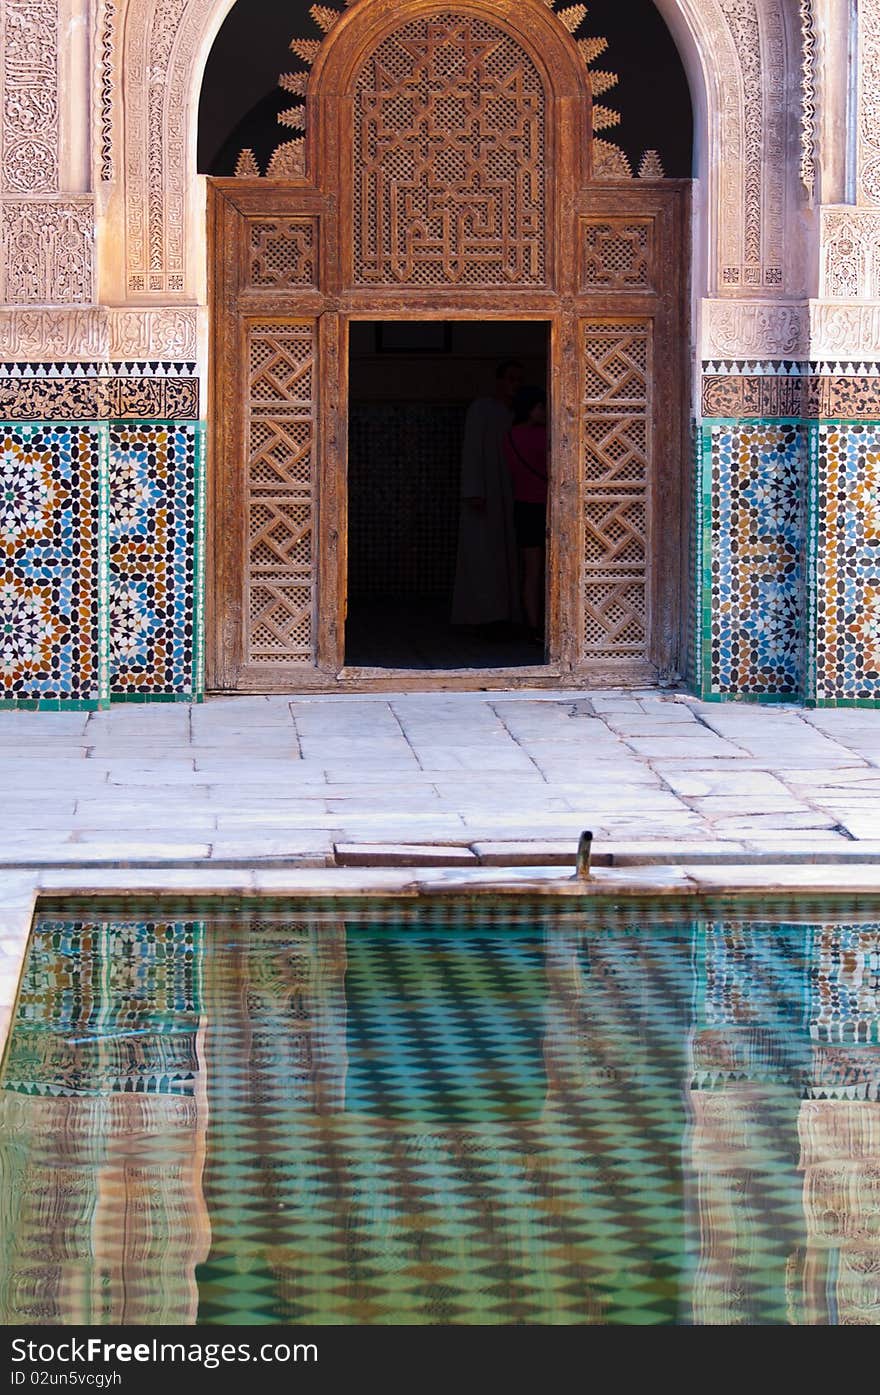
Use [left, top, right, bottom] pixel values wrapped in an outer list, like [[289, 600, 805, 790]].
[[345, 321, 549, 670]]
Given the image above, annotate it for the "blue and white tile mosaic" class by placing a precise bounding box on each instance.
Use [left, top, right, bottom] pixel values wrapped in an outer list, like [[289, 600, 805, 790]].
[[0, 423, 108, 707], [703, 423, 806, 699], [1, 418, 203, 708], [812, 423, 880, 704], [109, 423, 203, 699]]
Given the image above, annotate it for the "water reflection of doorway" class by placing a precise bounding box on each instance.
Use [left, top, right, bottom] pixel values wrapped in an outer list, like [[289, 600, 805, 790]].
[[345, 320, 550, 670]]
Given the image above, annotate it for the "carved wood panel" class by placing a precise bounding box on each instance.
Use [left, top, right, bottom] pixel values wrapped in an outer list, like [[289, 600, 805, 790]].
[[581, 219, 653, 291], [244, 321, 316, 667], [207, 7, 688, 692], [352, 12, 545, 287], [248, 218, 318, 288], [580, 320, 652, 658]]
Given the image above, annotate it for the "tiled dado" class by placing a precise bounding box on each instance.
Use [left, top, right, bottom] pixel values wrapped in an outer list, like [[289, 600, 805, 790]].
[[1, 421, 204, 708], [699, 362, 880, 705], [0, 424, 107, 707], [810, 423, 880, 707], [701, 422, 807, 701], [0, 363, 199, 421], [109, 424, 204, 701], [700, 418, 880, 706]]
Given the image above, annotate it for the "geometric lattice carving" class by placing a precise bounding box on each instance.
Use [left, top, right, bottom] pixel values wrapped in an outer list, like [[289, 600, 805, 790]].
[[249, 219, 317, 287], [245, 322, 316, 665], [581, 322, 651, 657], [582, 221, 651, 289], [352, 14, 545, 286]]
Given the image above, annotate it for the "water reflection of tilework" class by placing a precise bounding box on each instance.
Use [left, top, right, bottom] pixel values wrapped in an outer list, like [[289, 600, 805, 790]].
[[0, 423, 107, 706], [812, 425, 880, 704], [703, 423, 805, 698], [5, 900, 880, 1327], [198, 920, 692, 1325], [2, 919, 203, 1096], [810, 926, 880, 1043], [109, 423, 203, 698], [700, 923, 810, 1030]]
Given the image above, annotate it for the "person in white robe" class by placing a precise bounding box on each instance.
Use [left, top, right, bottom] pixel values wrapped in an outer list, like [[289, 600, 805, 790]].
[[450, 359, 524, 629]]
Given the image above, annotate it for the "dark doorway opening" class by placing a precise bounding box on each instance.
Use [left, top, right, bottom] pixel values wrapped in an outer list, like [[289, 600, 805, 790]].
[[345, 321, 550, 669]]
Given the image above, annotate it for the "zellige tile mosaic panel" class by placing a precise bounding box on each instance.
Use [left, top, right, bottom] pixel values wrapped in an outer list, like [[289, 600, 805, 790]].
[[812, 424, 880, 704], [704, 423, 806, 699], [0, 423, 107, 706], [109, 422, 202, 698]]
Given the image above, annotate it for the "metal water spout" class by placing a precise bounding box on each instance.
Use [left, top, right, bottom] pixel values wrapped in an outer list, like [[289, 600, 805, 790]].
[[575, 830, 593, 880]]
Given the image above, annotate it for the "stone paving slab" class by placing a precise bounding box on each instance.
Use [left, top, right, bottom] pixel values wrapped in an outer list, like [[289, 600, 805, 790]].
[[1, 687, 880, 870]]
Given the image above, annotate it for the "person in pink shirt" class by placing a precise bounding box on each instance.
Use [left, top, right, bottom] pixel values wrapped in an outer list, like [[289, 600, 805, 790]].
[[503, 385, 548, 646]]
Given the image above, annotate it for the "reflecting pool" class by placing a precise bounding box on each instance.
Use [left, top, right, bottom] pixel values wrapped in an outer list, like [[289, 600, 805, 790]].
[[1, 896, 879, 1325]]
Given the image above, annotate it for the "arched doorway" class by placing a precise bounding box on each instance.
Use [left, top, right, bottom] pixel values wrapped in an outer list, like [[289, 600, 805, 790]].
[[205, 0, 690, 691]]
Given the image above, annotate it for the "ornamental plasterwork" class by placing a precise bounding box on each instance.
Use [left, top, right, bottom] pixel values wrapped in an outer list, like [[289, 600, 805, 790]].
[[715, 0, 787, 291], [0, 307, 106, 358], [108, 307, 199, 358], [799, 0, 816, 196], [702, 299, 810, 359], [106, 0, 794, 303], [0, 306, 199, 359], [0, 0, 59, 194], [0, 199, 94, 304], [859, 0, 880, 205], [810, 301, 880, 362], [820, 209, 880, 301], [98, 0, 118, 184]]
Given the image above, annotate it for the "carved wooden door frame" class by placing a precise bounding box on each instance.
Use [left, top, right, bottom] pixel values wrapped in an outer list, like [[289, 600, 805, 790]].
[[206, 1, 690, 693]]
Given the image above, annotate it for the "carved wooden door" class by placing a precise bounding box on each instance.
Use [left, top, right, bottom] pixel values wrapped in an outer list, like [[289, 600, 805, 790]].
[[207, 2, 689, 691]]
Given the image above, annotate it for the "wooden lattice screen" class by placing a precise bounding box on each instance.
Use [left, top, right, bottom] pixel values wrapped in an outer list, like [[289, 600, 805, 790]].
[[245, 321, 316, 667], [581, 320, 651, 658], [352, 13, 546, 286], [208, 2, 688, 691]]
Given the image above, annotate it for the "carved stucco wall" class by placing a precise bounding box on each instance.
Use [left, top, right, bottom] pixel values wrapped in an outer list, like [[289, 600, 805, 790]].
[[0, 0, 828, 364], [0, 0, 875, 362], [118, 0, 802, 314]]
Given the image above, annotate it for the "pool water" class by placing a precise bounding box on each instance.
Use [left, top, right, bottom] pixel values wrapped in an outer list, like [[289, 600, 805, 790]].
[[1, 895, 879, 1326]]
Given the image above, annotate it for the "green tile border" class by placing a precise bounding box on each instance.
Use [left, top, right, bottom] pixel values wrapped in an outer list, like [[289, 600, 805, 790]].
[[193, 420, 206, 703], [97, 421, 111, 707], [690, 420, 702, 689], [699, 423, 714, 701]]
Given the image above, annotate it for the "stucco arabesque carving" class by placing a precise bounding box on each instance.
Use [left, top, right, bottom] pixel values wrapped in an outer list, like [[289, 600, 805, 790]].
[[859, 0, 880, 206], [703, 294, 880, 363], [0, 199, 94, 305], [0, 306, 199, 359], [0, 0, 59, 194], [810, 301, 880, 362], [820, 208, 880, 301], [702, 298, 810, 359]]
